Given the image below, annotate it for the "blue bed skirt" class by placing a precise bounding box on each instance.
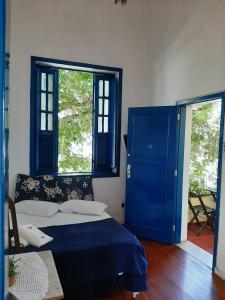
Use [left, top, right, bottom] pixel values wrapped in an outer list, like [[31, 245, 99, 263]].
[[22, 218, 148, 299]]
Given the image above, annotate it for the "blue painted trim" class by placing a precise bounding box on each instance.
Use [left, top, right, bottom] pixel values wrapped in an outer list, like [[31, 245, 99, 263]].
[[31, 56, 123, 74], [30, 57, 122, 178], [176, 92, 225, 270], [30, 58, 36, 175], [175, 106, 186, 243], [116, 69, 123, 177], [57, 172, 119, 178], [212, 94, 225, 271], [177, 92, 225, 106], [54, 70, 59, 174], [93, 74, 119, 175], [0, 0, 5, 298]]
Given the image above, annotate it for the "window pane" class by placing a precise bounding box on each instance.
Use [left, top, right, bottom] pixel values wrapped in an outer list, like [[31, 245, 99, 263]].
[[104, 117, 108, 133], [99, 98, 103, 115], [48, 94, 53, 112], [48, 114, 53, 131], [41, 73, 47, 91], [98, 117, 102, 133], [58, 69, 93, 173], [48, 74, 54, 92], [99, 80, 103, 97], [104, 99, 109, 115], [41, 93, 46, 110], [105, 81, 109, 97], [41, 113, 46, 130]]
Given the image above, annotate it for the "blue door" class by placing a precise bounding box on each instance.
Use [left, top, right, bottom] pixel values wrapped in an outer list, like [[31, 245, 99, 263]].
[[0, 0, 6, 298], [125, 106, 178, 244]]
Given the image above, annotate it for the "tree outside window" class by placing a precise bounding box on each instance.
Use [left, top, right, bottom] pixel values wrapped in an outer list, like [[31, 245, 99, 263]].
[[189, 101, 221, 194]]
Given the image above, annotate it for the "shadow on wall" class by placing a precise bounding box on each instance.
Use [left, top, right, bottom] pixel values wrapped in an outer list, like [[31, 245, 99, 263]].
[[145, 0, 225, 105]]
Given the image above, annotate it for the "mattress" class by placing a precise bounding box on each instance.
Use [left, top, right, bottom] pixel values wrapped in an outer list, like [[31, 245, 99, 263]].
[[16, 211, 111, 228]]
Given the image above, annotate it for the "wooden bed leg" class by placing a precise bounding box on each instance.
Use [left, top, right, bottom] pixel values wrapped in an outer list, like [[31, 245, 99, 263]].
[[133, 292, 140, 298]]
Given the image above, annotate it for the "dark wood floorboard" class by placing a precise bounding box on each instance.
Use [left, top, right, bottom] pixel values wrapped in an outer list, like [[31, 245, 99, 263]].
[[188, 223, 214, 254], [101, 240, 225, 300]]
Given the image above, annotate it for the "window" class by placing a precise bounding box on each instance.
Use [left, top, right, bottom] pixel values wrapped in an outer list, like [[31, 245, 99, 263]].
[[58, 70, 93, 173], [30, 57, 122, 177]]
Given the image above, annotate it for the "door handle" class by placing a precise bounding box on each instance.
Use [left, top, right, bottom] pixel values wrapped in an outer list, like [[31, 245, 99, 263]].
[[127, 164, 131, 179]]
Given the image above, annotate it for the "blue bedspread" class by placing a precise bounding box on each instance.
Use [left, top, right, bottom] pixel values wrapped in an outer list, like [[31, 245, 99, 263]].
[[23, 218, 148, 298]]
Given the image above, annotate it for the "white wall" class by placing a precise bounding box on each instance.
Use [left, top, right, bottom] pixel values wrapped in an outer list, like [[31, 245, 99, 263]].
[[140, 0, 225, 280], [216, 122, 225, 280], [9, 0, 155, 223], [181, 106, 192, 242], [9, 0, 225, 278]]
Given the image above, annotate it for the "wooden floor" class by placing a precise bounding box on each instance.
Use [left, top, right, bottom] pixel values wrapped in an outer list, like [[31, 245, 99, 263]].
[[102, 240, 225, 300], [188, 223, 214, 254]]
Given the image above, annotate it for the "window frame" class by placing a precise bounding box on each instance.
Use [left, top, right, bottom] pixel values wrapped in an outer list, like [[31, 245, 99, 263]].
[[30, 56, 123, 178]]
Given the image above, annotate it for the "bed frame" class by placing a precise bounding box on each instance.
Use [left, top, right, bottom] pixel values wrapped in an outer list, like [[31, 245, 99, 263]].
[[8, 197, 20, 254]]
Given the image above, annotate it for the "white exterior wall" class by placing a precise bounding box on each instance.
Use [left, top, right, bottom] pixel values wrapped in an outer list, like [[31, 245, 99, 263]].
[[9, 0, 225, 278]]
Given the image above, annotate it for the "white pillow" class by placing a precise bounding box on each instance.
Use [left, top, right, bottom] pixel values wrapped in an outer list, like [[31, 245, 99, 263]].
[[18, 224, 53, 248], [15, 200, 59, 217], [59, 200, 107, 216]]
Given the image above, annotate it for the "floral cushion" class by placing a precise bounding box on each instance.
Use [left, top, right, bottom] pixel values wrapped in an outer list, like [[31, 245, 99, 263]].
[[54, 176, 94, 202], [15, 174, 55, 202], [15, 174, 94, 203]]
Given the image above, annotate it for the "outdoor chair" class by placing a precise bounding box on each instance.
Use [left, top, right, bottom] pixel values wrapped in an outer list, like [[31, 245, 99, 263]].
[[188, 191, 216, 236]]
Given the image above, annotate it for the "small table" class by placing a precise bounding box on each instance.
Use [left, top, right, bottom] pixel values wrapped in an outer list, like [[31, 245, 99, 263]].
[[9, 251, 64, 300], [39, 251, 64, 300]]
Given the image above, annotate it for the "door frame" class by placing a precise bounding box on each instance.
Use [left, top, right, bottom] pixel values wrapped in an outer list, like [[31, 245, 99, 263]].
[[0, 0, 6, 298], [176, 91, 225, 270]]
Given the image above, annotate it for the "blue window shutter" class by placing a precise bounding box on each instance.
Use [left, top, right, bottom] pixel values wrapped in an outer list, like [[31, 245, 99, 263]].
[[93, 74, 117, 174], [35, 67, 58, 175]]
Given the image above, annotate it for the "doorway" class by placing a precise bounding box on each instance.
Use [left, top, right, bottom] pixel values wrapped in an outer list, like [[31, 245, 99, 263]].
[[178, 93, 225, 269]]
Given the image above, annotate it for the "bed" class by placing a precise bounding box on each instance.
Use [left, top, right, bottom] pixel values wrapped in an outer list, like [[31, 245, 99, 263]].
[[14, 174, 148, 299], [16, 211, 148, 299]]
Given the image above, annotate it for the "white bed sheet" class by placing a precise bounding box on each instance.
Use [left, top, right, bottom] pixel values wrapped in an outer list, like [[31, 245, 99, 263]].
[[16, 211, 111, 228]]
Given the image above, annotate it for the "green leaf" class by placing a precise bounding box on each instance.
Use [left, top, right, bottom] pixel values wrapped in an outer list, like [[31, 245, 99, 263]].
[[189, 101, 220, 193], [58, 70, 93, 173]]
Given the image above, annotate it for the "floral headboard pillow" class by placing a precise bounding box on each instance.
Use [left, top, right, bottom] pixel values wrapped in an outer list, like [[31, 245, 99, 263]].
[[54, 175, 94, 202], [15, 174, 94, 203], [15, 174, 55, 202]]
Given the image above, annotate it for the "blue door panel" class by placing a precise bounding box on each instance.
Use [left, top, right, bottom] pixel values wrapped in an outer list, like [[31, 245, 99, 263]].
[[132, 113, 169, 158], [125, 106, 178, 244], [126, 186, 166, 225], [132, 162, 166, 184]]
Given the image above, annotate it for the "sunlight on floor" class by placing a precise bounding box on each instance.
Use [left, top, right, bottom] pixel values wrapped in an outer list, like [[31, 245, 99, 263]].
[[178, 241, 213, 268]]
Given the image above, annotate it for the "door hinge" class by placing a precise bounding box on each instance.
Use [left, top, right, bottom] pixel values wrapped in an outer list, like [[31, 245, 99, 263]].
[[172, 225, 176, 232], [174, 170, 178, 177], [127, 164, 131, 179], [177, 113, 181, 121]]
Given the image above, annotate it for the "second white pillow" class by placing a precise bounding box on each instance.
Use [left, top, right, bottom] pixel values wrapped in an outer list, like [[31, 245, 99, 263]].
[[59, 200, 107, 216]]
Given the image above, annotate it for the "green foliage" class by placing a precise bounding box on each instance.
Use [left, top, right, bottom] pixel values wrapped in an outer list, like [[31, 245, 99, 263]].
[[58, 70, 93, 173], [8, 256, 19, 278], [189, 102, 220, 194]]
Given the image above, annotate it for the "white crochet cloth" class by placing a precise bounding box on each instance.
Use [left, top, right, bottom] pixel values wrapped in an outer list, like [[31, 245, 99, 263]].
[[9, 252, 48, 300]]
